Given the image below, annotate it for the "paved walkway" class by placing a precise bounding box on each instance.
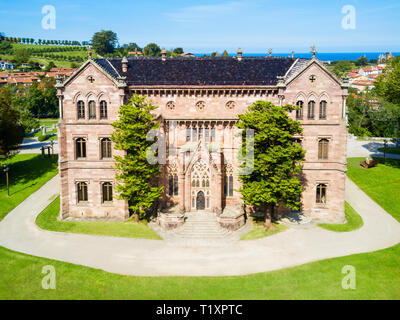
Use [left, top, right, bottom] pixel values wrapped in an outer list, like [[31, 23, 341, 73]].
[[20, 137, 59, 154], [347, 135, 400, 159], [0, 175, 400, 276]]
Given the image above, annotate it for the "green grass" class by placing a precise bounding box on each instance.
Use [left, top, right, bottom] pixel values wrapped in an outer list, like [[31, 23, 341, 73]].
[[318, 202, 363, 232], [0, 157, 399, 299], [36, 197, 162, 240], [37, 118, 58, 127], [241, 219, 287, 240], [347, 157, 400, 222], [378, 147, 400, 155], [0, 154, 58, 221], [1, 241, 400, 299]]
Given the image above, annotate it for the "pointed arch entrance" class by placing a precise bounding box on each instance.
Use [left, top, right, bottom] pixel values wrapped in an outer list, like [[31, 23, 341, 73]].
[[190, 159, 211, 211]]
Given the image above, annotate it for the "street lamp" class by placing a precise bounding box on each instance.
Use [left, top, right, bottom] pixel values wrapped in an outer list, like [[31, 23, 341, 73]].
[[50, 139, 55, 159], [383, 139, 388, 163], [3, 163, 9, 197]]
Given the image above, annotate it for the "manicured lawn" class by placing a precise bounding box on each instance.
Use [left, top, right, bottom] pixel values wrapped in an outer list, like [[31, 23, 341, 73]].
[[378, 147, 400, 155], [0, 241, 399, 299], [241, 219, 287, 240], [347, 157, 400, 222], [318, 202, 363, 232], [36, 197, 162, 240], [0, 156, 399, 299], [0, 154, 58, 221], [37, 118, 58, 127]]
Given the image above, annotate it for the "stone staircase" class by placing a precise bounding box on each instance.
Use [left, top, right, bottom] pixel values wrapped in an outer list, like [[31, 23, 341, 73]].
[[150, 211, 252, 246]]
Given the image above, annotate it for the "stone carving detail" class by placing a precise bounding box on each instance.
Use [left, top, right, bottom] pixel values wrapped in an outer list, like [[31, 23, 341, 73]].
[[168, 162, 178, 174], [166, 101, 175, 110], [222, 164, 234, 175], [226, 101, 235, 110], [195, 101, 206, 111]]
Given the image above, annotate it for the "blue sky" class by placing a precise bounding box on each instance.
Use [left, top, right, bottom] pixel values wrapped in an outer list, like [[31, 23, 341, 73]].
[[0, 0, 399, 53]]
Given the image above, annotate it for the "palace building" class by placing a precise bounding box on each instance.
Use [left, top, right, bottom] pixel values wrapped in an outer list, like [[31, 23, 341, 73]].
[[56, 49, 348, 229]]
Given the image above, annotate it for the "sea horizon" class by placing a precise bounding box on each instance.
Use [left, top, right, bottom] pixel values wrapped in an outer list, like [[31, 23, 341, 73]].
[[193, 52, 400, 62]]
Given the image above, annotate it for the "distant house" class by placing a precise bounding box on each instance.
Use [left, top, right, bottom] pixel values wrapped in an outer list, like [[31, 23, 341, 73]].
[[181, 52, 195, 58], [128, 51, 143, 56], [20, 63, 30, 68], [0, 61, 15, 70]]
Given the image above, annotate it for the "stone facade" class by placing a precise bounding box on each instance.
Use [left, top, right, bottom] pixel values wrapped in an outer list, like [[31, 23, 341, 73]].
[[56, 54, 348, 224]]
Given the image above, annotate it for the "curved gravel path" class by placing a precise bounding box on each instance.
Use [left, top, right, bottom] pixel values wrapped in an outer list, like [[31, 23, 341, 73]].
[[0, 174, 400, 276]]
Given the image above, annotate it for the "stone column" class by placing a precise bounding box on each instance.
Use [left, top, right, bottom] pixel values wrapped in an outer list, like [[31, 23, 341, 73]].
[[178, 172, 185, 213], [214, 151, 223, 214]]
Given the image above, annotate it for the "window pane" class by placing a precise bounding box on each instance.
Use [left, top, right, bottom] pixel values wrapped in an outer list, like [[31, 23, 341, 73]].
[[186, 128, 191, 141], [320, 101, 327, 119], [308, 101, 315, 119], [77, 101, 85, 119], [296, 101, 303, 119], [173, 175, 178, 196], [192, 128, 197, 141], [205, 127, 209, 141], [168, 176, 173, 196], [76, 138, 86, 158], [89, 101, 96, 119], [211, 127, 216, 142], [229, 175, 234, 197], [224, 175, 228, 196], [100, 101, 108, 119]]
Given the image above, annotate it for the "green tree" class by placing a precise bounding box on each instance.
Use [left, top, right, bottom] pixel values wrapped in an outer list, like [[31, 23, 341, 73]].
[[13, 48, 30, 65], [173, 47, 183, 55], [355, 56, 368, 66], [0, 87, 24, 158], [236, 101, 305, 230], [332, 60, 356, 77], [45, 61, 56, 72], [375, 57, 400, 105], [0, 40, 12, 54], [222, 50, 229, 57], [91, 30, 118, 56], [143, 43, 161, 57], [111, 95, 164, 222]]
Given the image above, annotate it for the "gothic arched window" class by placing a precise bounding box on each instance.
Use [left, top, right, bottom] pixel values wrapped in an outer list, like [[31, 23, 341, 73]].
[[319, 100, 327, 120], [89, 100, 96, 119], [100, 100, 108, 119], [77, 101, 85, 119], [308, 100, 315, 119], [296, 101, 303, 120]]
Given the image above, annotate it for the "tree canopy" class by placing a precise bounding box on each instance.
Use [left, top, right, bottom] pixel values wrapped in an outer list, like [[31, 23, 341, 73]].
[[143, 43, 161, 57], [111, 94, 164, 221], [236, 101, 305, 230], [0, 87, 24, 158], [91, 30, 118, 56]]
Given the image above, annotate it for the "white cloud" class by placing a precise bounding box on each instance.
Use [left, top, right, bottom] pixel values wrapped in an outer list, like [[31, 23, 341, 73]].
[[165, 1, 246, 23]]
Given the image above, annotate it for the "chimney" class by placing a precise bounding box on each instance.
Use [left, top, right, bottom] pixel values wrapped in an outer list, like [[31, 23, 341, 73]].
[[268, 48, 272, 57], [122, 57, 128, 73], [237, 48, 242, 62], [161, 48, 167, 62]]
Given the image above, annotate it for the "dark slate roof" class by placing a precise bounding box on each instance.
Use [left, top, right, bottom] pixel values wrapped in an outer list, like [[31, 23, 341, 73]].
[[94, 57, 308, 86]]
